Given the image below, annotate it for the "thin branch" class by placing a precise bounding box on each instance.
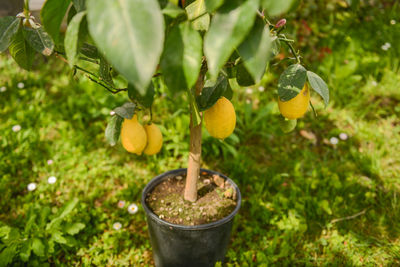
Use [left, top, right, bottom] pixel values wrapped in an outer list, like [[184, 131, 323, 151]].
[[330, 209, 367, 224], [86, 75, 127, 94]]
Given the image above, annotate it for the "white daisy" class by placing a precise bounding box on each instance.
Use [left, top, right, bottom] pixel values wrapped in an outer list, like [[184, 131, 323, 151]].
[[258, 86, 265, 92], [117, 200, 126, 209], [47, 176, 57, 184], [339, 133, 348, 140], [17, 82, 25, 89], [113, 222, 122, 230], [390, 20, 396, 25], [330, 137, 339, 145], [47, 159, 53, 165], [0, 86, 6, 92], [127, 203, 138, 214], [245, 88, 253, 94], [12, 125, 21, 132], [27, 183, 37, 191]]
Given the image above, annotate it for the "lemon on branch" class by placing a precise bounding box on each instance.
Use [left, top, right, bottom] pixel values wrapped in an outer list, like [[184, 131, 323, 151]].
[[143, 123, 163, 155], [204, 97, 236, 139], [120, 114, 147, 155], [278, 84, 310, 119]]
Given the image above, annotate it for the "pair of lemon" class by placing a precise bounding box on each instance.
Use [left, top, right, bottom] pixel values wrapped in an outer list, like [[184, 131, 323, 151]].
[[120, 116, 163, 155]]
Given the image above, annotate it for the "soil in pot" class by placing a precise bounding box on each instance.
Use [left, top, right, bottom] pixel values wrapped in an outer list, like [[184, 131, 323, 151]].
[[145, 171, 237, 226]]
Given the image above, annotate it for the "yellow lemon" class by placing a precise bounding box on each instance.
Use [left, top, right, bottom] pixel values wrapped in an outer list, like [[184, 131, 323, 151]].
[[278, 84, 310, 119], [143, 123, 163, 155], [120, 115, 147, 155], [204, 97, 236, 139]]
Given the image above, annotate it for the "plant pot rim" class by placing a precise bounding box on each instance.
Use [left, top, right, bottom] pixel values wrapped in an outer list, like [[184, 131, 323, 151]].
[[141, 168, 241, 231]]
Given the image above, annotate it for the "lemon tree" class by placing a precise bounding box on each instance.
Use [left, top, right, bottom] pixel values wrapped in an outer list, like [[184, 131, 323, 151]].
[[0, 0, 329, 203]]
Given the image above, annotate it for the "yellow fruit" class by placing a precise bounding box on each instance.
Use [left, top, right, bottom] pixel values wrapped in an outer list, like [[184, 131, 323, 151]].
[[120, 115, 147, 155], [143, 123, 163, 155], [278, 84, 310, 119], [204, 97, 236, 139]]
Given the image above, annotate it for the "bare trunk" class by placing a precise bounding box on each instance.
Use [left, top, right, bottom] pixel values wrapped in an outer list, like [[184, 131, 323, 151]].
[[184, 69, 205, 202]]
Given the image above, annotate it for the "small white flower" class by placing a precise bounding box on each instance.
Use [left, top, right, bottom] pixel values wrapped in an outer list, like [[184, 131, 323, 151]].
[[330, 137, 339, 145], [339, 133, 348, 140], [390, 20, 396, 25], [17, 82, 25, 89], [258, 86, 265, 92], [381, 43, 391, 51], [12, 125, 21, 132], [110, 111, 116, 116], [127, 203, 138, 214], [245, 88, 253, 94], [113, 222, 122, 230], [0, 86, 6, 92], [47, 159, 53, 165], [371, 81, 378, 86], [27, 183, 37, 191], [117, 200, 126, 209], [47, 176, 57, 184]]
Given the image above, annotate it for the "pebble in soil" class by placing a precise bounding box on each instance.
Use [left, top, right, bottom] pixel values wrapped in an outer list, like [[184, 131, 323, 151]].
[[146, 172, 237, 226]]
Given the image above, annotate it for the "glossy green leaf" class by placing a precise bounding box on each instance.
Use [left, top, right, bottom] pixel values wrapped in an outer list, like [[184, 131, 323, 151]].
[[204, 0, 258, 78], [87, 0, 164, 95], [261, 0, 295, 17], [186, 0, 210, 31], [197, 75, 228, 111], [236, 63, 256, 86], [128, 83, 155, 108], [41, 0, 71, 43], [105, 115, 123, 146], [160, 22, 202, 93], [278, 64, 307, 101], [31, 238, 45, 257], [9, 29, 35, 70], [114, 102, 136, 119], [23, 26, 54, 56], [162, 2, 185, 18], [307, 71, 329, 107], [65, 11, 87, 68], [238, 18, 272, 82], [0, 17, 20, 52]]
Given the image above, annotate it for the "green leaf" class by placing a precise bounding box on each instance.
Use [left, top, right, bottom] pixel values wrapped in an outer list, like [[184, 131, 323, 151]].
[[0, 244, 18, 267], [41, 0, 71, 44], [188, 90, 202, 126], [51, 231, 67, 244], [238, 18, 272, 82], [0, 17, 20, 53], [105, 115, 123, 146], [307, 71, 329, 107], [160, 22, 202, 93], [65, 223, 85, 235], [80, 43, 98, 59], [261, 0, 295, 17], [204, 0, 224, 12], [186, 0, 210, 31], [128, 83, 155, 108], [31, 238, 45, 257], [0, 226, 11, 238], [65, 11, 87, 68], [197, 75, 229, 111], [114, 102, 136, 119], [99, 56, 114, 86], [19, 239, 32, 262], [278, 64, 307, 101], [73, 0, 86, 12], [236, 63, 255, 86], [204, 0, 258, 78], [270, 36, 281, 57], [46, 199, 79, 231], [162, 2, 185, 18], [9, 29, 35, 70], [87, 0, 165, 95], [23, 26, 54, 56]]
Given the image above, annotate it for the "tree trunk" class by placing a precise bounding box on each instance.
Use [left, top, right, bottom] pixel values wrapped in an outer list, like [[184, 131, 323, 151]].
[[184, 69, 205, 202]]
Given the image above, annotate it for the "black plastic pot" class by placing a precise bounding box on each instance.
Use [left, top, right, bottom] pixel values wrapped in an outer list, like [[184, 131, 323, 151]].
[[141, 168, 241, 267]]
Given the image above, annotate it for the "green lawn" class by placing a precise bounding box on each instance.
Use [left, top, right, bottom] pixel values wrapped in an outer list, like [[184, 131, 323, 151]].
[[1, 2, 400, 266]]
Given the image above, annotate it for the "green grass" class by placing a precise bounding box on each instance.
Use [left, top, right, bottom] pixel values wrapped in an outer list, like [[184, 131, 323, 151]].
[[1, 2, 400, 266]]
